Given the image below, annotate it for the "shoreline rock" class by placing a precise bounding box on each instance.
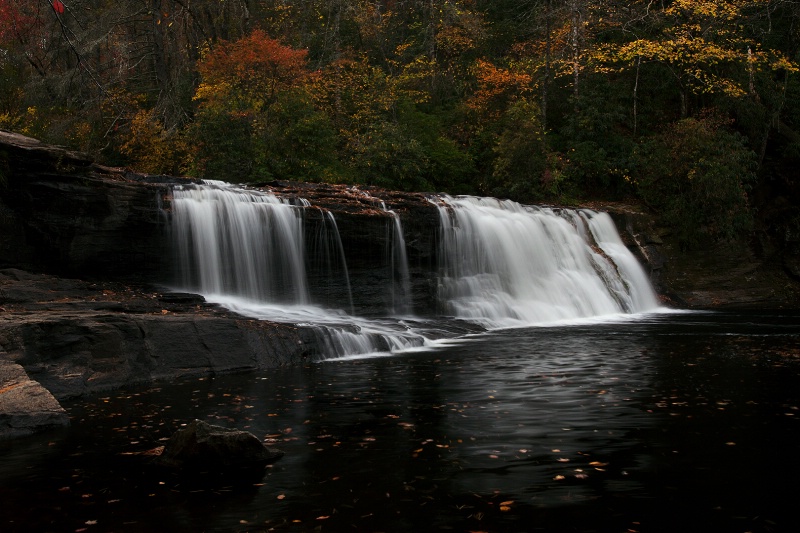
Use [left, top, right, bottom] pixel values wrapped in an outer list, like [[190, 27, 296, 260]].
[[0, 359, 69, 438]]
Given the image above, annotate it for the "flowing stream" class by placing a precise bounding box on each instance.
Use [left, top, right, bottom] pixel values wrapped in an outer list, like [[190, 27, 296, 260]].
[[170, 181, 662, 360]]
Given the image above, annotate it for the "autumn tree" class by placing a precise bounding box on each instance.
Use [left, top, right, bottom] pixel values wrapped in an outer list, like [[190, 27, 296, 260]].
[[594, 0, 797, 119], [308, 55, 431, 190], [192, 29, 338, 182]]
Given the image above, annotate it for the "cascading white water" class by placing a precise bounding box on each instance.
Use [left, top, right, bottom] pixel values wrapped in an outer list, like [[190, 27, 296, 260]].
[[170, 181, 431, 359], [435, 195, 660, 327], [580, 211, 660, 312], [170, 182, 663, 360], [386, 209, 413, 316], [172, 180, 308, 303], [309, 210, 355, 314]]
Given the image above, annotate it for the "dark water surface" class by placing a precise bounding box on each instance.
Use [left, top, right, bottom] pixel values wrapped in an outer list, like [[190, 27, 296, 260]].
[[2, 310, 800, 533]]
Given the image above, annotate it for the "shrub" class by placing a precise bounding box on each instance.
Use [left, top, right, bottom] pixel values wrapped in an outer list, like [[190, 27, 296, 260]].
[[633, 113, 757, 248]]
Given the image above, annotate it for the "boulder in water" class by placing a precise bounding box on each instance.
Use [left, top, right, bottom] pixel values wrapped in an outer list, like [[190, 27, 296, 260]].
[[156, 420, 283, 472]]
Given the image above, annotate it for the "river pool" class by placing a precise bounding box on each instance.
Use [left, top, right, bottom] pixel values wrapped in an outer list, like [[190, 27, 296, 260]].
[[2, 310, 799, 533]]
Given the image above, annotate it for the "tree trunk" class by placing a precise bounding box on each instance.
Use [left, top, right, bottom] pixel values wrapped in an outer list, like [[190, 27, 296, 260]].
[[543, 0, 551, 130], [570, 0, 581, 111], [680, 88, 687, 118], [151, 0, 170, 98], [633, 54, 641, 136]]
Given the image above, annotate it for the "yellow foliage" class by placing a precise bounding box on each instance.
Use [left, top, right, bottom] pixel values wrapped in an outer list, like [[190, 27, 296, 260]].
[[592, 0, 798, 99], [65, 121, 94, 153], [0, 107, 50, 138], [0, 112, 23, 132], [119, 110, 190, 176]]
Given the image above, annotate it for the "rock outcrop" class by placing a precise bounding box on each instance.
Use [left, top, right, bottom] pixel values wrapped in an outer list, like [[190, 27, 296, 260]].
[[0, 269, 314, 402], [605, 205, 800, 308], [0, 130, 173, 281], [0, 358, 69, 438]]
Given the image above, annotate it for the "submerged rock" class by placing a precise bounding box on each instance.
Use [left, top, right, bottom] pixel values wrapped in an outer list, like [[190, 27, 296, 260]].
[[156, 419, 283, 471]]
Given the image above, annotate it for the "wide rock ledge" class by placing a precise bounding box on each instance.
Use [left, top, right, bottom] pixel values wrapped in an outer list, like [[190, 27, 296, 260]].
[[0, 270, 316, 402]]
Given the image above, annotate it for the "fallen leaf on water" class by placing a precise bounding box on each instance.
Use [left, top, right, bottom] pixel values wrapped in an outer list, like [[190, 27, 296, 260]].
[[277, 494, 286, 500], [499, 506, 511, 512], [553, 475, 565, 481], [500, 500, 514, 506], [316, 516, 330, 520]]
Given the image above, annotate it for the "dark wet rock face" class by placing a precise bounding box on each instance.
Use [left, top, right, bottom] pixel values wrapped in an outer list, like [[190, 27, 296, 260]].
[[156, 420, 283, 471], [266, 181, 441, 315], [0, 130, 174, 282], [608, 206, 800, 309]]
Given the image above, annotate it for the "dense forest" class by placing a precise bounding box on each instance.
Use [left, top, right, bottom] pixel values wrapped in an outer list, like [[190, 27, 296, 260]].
[[2, 0, 799, 247]]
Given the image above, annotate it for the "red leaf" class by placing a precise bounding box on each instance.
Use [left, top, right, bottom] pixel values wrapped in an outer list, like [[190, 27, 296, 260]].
[[53, 0, 65, 14]]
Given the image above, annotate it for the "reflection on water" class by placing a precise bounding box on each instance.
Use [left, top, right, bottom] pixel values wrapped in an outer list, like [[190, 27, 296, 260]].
[[1, 311, 799, 532]]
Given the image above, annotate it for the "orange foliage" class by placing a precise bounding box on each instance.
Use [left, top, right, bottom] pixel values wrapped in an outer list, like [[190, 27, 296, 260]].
[[466, 59, 533, 118], [196, 30, 311, 107]]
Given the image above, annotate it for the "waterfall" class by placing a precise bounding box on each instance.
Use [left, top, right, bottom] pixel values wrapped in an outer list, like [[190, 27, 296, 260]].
[[580, 211, 660, 312], [172, 180, 308, 303], [170, 182, 662, 360], [386, 208, 413, 316], [435, 195, 660, 327], [309, 210, 354, 314], [170, 181, 432, 360]]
